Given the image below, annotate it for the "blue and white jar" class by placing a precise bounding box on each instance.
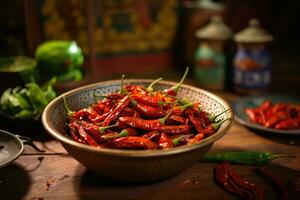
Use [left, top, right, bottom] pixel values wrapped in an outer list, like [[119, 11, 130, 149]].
[[233, 19, 273, 94]]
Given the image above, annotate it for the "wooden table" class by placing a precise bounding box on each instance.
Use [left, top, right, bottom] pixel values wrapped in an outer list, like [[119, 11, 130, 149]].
[[0, 92, 300, 200]]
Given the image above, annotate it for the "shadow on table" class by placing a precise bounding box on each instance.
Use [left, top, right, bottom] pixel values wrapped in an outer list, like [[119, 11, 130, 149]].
[[75, 168, 173, 200], [246, 127, 300, 147], [0, 116, 53, 142], [0, 163, 31, 200], [79, 169, 164, 187]]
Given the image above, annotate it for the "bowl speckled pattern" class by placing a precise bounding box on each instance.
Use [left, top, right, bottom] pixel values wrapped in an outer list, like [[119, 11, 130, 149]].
[[42, 79, 234, 182]]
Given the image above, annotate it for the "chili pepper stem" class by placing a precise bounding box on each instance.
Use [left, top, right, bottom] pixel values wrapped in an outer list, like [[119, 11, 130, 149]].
[[157, 100, 178, 106], [167, 67, 189, 94], [147, 77, 163, 92], [99, 124, 118, 133], [172, 134, 193, 145], [158, 108, 174, 125], [102, 129, 129, 140], [213, 118, 232, 130], [180, 102, 194, 111], [127, 94, 137, 106], [209, 109, 230, 122], [270, 154, 296, 159], [119, 74, 126, 95], [63, 96, 75, 116]]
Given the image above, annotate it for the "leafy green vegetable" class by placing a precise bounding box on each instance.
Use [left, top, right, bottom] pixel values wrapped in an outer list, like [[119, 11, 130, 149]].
[[0, 78, 57, 120]]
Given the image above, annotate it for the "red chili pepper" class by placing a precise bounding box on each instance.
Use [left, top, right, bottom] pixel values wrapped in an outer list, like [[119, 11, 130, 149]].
[[253, 167, 288, 200], [68, 108, 99, 122], [142, 130, 161, 141], [107, 93, 124, 100], [119, 109, 173, 130], [172, 102, 194, 116], [265, 111, 288, 128], [159, 125, 191, 135], [163, 67, 189, 96], [172, 134, 194, 145], [132, 93, 161, 106], [167, 115, 186, 124], [119, 117, 161, 130], [73, 123, 99, 147], [79, 120, 118, 140], [197, 111, 211, 127], [68, 122, 86, 144], [91, 112, 110, 123], [116, 120, 129, 129], [92, 100, 106, 115], [101, 128, 137, 140], [134, 103, 166, 117], [204, 118, 231, 136], [257, 109, 266, 125], [271, 103, 287, 114], [245, 108, 257, 123], [187, 133, 204, 145], [119, 107, 141, 118], [215, 162, 264, 200], [259, 100, 272, 111], [102, 95, 131, 126], [124, 85, 147, 94], [158, 133, 174, 149], [274, 118, 300, 129], [111, 136, 158, 150], [103, 100, 114, 114], [185, 108, 203, 133]]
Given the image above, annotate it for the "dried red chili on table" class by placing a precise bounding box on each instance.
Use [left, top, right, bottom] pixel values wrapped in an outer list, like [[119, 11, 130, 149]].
[[252, 167, 288, 200], [215, 162, 264, 200]]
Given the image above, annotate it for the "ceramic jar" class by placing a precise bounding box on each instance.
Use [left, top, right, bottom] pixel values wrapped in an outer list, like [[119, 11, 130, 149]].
[[194, 16, 232, 90], [233, 19, 273, 95]]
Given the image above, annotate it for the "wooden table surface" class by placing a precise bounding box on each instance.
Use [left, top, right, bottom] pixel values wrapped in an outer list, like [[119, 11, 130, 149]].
[[0, 91, 300, 200]]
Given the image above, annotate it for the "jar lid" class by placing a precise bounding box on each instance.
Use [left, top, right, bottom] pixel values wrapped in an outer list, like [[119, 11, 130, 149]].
[[234, 19, 273, 43], [184, 0, 224, 11], [195, 16, 232, 40]]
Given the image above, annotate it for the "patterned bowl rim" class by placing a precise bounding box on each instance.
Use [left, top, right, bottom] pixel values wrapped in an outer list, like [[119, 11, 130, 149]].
[[42, 79, 234, 157]]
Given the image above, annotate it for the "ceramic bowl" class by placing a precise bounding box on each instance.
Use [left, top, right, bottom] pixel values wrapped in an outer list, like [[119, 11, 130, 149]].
[[42, 79, 234, 182]]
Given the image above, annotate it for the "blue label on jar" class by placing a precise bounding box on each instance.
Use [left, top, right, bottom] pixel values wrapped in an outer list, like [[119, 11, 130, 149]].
[[233, 47, 271, 89]]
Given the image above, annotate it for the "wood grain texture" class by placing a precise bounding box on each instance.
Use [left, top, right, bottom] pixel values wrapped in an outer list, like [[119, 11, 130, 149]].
[[0, 92, 299, 200]]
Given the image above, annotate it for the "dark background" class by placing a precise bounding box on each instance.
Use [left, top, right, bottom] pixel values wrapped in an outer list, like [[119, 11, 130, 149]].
[[0, 0, 299, 93]]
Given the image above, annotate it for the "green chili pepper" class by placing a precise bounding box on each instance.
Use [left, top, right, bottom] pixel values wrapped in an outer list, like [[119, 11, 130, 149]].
[[203, 151, 295, 165]]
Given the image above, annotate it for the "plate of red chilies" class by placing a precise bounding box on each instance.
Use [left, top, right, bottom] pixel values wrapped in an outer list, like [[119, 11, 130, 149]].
[[232, 95, 300, 134]]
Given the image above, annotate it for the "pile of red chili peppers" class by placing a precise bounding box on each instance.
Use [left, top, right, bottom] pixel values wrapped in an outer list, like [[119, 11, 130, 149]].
[[245, 100, 300, 130], [64, 69, 230, 150], [215, 162, 294, 200]]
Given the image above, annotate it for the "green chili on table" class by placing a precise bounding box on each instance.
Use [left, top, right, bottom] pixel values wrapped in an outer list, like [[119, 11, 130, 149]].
[[203, 151, 294, 165]]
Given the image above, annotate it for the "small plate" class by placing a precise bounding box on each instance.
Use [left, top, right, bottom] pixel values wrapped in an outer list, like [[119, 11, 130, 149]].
[[232, 94, 300, 135]]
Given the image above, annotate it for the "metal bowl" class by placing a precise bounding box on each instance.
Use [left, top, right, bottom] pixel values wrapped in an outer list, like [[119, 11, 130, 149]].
[[42, 79, 234, 181], [0, 130, 44, 168]]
